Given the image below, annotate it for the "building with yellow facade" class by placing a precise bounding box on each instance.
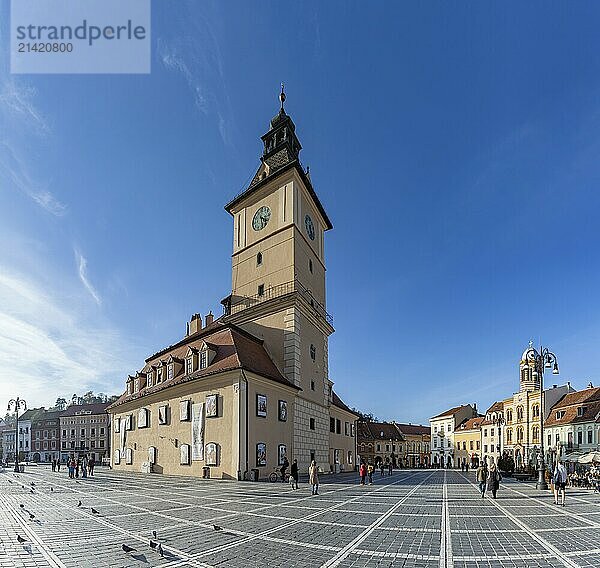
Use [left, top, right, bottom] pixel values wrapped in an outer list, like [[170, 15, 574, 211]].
[[454, 416, 484, 468], [107, 89, 358, 479]]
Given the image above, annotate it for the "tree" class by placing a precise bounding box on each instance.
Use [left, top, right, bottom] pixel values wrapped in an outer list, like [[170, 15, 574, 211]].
[[54, 398, 67, 410], [352, 408, 379, 422]]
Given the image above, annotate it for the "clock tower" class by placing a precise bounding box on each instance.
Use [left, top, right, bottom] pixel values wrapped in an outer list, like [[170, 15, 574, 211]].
[[223, 86, 334, 469]]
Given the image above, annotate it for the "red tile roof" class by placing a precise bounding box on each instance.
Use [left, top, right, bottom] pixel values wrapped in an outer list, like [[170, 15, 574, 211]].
[[544, 387, 600, 427], [357, 421, 404, 441], [432, 404, 473, 419], [457, 417, 484, 431], [107, 323, 297, 411], [59, 403, 110, 417], [395, 423, 430, 436]]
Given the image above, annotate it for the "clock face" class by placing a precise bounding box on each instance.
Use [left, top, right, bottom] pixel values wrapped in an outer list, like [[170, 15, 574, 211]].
[[252, 206, 271, 231], [304, 214, 315, 240]]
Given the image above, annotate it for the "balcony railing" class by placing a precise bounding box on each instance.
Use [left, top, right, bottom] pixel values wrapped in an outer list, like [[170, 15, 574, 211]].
[[223, 279, 333, 325]]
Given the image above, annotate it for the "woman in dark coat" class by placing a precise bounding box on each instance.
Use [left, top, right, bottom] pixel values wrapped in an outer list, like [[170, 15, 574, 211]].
[[487, 462, 501, 499]]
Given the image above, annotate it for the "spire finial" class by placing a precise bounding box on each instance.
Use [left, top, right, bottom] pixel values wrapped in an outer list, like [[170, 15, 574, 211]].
[[279, 82, 286, 110], [529, 340, 534, 349]]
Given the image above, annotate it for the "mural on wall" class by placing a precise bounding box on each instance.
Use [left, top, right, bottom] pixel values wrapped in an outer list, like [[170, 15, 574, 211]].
[[205, 442, 217, 466], [256, 442, 266, 466], [192, 403, 205, 461], [206, 394, 218, 418], [257, 394, 267, 417], [278, 444, 287, 465], [278, 400, 287, 421], [180, 400, 191, 421]]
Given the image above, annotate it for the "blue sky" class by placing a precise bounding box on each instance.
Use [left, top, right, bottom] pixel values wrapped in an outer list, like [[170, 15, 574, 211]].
[[2, 1, 600, 423]]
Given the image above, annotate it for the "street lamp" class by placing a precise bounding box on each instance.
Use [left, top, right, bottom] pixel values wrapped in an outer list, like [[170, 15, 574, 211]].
[[494, 414, 506, 459], [7, 397, 27, 473], [523, 344, 559, 490]]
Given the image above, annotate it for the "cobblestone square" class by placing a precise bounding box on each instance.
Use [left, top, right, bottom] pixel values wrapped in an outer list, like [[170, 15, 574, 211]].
[[1, 468, 599, 567]]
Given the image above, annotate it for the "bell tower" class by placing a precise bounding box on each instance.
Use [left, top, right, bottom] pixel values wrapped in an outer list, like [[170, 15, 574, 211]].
[[223, 86, 334, 470], [519, 342, 541, 392]]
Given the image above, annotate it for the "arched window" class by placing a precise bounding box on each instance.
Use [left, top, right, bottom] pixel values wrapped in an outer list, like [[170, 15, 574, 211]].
[[517, 406, 524, 421], [257, 252, 263, 266], [532, 426, 539, 443]]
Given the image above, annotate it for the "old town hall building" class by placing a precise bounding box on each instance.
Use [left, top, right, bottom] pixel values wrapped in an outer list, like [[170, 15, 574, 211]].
[[107, 89, 358, 479]]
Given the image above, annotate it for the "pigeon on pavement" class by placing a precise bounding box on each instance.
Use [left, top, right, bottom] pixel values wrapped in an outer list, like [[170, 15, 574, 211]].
[[29, 513, 35, 521], [213, 525, 222, 531], [91, 508, 99, 515], [152, 530, 157, 539], [122, 544, 136, 553], [77, 500, 82, 507], [158, 543, 164, 557], [150, 540, 158, 549], [17, 535, 26, 544]]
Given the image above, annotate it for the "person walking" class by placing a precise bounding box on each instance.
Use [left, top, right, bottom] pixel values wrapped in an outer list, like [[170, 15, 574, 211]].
[[359, 462, 367, 485], [367, 462, 374, 485], [75, 459, 80, 478], [280, 456, 289, 482], [476, 462, 487, 498], [553, 459, 567, 506], [465, 462, 469, 473], [388, 461, 393, 476], [68, 458, 74, 479], [309, 460, 319, 495], [290, 459, 299, 490], [82, 456, 88, 479], [487, 461, 501, 499], [88, 456, 94, 476], [57, 459, 61, 472], [380, 462, 385, 477]]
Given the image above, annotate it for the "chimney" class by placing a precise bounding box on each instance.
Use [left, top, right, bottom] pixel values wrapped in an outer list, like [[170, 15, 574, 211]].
[[189, 313, 202, 335], [205, 311, 214, 326]]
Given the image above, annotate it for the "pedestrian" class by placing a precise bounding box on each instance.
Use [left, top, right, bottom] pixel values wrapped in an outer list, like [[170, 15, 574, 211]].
[[476, 462, 487, 498], [75, 459, 80, 478], [367, 462, 374, 485], [57, 459, 61, 472], [281, 456, 289, 482], [290, 459, 298, 490], [82, 456, 88, 478], [553, 459, 567, 506], [359, 461, 367, 485], [461, 461, 465, 472], [51, 459, 56, 472], [388, 461, 393, 476], [487, 461, 501, 499], [68, 459, 74, 479], [380, 462, 385, 477], [88, 456, 94, 476], [309, 460, 319, 495], [465, 463, 469, 473]]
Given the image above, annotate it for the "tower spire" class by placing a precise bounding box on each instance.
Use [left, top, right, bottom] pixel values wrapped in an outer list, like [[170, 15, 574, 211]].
[[279, 82, 286, 111]]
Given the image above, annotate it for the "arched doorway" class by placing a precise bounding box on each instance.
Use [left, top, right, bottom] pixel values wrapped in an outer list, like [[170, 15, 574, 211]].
[[32, 453, 41, 463]]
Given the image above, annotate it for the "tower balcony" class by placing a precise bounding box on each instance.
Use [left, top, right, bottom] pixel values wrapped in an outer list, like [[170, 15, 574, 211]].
[[222, 279, 333, 325]]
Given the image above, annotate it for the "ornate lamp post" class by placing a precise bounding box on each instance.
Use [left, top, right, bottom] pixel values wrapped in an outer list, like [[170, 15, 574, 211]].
[[494, 414, 506, 465], [522, 344, 559, 490], [7, 397, 27, 473]]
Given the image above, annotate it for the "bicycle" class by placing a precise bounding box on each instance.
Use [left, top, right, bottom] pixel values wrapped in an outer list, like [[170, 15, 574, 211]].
[[269, 467, 290, 483]]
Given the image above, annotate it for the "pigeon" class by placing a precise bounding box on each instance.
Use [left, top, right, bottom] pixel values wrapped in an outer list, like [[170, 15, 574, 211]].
[[122, 544, 136, 553], [30, 482, 34, 486], [91, 508, 99, 515], [21, 485, 25, 489], [77, 500, 82, 507], [19, 504, 24, 508], [158, 543, 164, 557], [29, 513, 35, 521], [50, 488, 54, 492], [8, 479, 13, 484], [213, 525, 222, 531], [30, 489, 34, 494], [17, 535, 26, 544], [75, 480, 80, 484], [152, 530, 157, 539], [150, 540, 158, 549]]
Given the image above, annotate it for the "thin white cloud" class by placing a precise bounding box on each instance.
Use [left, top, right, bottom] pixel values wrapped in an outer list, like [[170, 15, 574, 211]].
[[0, 266, 134, 409], [0, 80, 50, 134], [74, 248, 102, 306]]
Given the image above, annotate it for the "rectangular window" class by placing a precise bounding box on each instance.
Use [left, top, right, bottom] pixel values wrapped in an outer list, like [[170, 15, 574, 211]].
[[100, 428, 105, 435], [386, 444, 389, 452], [61, 441, 66, 449], [577, 431, 582, 445], [81, 429, 85, 437], [469, 441, 474, 450], [186, 358, 193, 374], [484, 445, 487, 453], [311, 380, 315, 391], [483, 429, 487, 437], [376, 444, 381, 452], [200, 351, 208, 369], [258, 284, 264, 296], [62, 429, 66, 437], [91, 440, 96, 448], [100, 440, 105, 448], [168, 364, 174, 380], [490, 428, 494, 436], [91, 428, 95, 436], [310, 418, 315, 430], [548, 433, 551, 446], [80, 441, 85, 449], [336, 419, 341, 435], [588, 430, 593, 444], [330, 417, 335, 433], [345, 422, 349, 436]]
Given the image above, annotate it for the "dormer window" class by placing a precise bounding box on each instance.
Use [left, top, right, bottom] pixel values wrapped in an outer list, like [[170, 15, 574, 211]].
[[556, 410, 566, 420], [577, 407, 586, 417], [200, 351, 208, 369], [127, 381, 133, 395], [168, 363, 174, 380], [157, 368, 163, 383], [186, 357, 193, 375], [147, 372, 153, 387], [134, 378, 140, 392]]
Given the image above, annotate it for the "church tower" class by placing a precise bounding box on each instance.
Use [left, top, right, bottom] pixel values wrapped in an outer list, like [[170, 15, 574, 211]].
[[519, 342, 541, 392], [223, 86, 335, 469]]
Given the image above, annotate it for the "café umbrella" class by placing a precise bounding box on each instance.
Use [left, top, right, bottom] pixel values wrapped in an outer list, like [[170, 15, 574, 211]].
[[578, 451, 600, 464]]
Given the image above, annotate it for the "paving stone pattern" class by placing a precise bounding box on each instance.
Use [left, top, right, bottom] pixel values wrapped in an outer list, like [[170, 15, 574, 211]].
[[0, 467, 599, 567]]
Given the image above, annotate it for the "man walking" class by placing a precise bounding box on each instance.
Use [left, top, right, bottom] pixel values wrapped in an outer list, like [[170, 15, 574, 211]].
[[487, 461, 501, 499], [290, 459, 298, 490], [476, 462, 487, 498], [553, 459, 567, 506], [280, 456, 289, 482], [309, 460, 319, 495]]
